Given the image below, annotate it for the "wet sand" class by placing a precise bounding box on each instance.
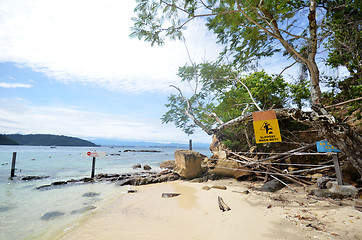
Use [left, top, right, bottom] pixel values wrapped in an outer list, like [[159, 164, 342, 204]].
[[58, 179, 362, 240]]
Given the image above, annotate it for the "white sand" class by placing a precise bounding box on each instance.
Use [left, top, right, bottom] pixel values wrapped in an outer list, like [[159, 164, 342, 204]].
[[58, 180, 362, 240]]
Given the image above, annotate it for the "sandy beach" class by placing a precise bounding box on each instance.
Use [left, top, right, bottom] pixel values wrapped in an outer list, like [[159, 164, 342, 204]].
[[58, 179, 362, 240]]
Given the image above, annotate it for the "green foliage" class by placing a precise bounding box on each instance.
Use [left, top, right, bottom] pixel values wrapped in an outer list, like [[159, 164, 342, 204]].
[[324, 0, 361, 80], [220, 123, 254, 152], [131, 0, 313, 69], [321, 0, 361, 114], [214, 71, 289, 121], [288, 78, 310, 109], [162, 62, 299, 134]]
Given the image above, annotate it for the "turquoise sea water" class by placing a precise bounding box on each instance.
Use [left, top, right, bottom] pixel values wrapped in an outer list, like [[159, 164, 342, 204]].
[[0, 145, 210, 240]]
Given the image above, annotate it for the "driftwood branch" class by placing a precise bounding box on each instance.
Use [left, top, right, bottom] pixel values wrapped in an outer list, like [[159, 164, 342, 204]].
[[218, 196, 231, 212]]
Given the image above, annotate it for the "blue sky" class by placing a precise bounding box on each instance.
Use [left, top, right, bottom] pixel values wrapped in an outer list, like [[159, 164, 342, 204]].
[[0, 0, 224, 144], [0, 0, 340, 144]]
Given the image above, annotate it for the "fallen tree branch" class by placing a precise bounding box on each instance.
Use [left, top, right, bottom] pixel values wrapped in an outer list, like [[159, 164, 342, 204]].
[[270, 175, 297, 192], [325, 97, 362, 109]]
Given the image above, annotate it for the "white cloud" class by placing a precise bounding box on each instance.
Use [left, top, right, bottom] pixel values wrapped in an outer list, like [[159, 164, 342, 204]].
[[0, 0, 222, 94], [0, 82, 32, 88], [0, 98, 211, 143]]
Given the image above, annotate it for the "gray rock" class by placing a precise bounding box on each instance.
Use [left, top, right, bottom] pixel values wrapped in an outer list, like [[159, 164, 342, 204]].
[[41, 211, 65, 221], [71, 205, 96, 214], [0, 206, 11, 212], [82, 192, 100, 198], [317, 177, 331, 189], [258, 179, 284, 192], [326, 182, 358, 197], [310, 189, 345, 199]]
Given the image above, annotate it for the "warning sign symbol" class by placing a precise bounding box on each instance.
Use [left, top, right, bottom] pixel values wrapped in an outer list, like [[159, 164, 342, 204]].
[[260, 121, 273, 135], [252, 110, 282, 143]]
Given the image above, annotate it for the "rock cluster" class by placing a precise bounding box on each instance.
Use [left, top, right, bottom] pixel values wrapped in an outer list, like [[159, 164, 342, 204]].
[[311, 180, 358, 199]]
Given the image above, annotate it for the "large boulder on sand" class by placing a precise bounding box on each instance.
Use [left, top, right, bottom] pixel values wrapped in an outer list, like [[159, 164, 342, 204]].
[[174, 150, 203, 179], [211, 158, 239, 177]]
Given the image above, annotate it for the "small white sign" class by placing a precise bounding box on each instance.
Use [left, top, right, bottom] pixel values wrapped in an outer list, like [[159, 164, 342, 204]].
[[83, 151, 106, 158]]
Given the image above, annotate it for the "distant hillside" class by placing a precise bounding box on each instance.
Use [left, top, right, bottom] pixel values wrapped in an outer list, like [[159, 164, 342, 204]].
[[90, 139, 210, 148], [0, 135, 19, 145], [4, 134, 98, 146]]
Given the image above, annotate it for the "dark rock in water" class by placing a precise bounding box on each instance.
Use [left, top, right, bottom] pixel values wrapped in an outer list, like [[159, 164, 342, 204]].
[[0, 206, 11, 212], [143, 165, 152, 170], [71, 205, 96, 214], [125, 149, 161, 153], [36, 184, 52, 190], [82, 192, 100, 198], [258, 179, 284, 192], [133, 163, 142, 169], [83, 198, 100, 205], [52, 181, 67, 186], [109, 153, 121, 156], [41, 211, 65, 221], [21, 176, 49, 181]]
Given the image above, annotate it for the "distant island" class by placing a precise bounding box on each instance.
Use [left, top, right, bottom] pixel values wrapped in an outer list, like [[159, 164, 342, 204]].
[[0, 134, 98, 147], [0, 135, 19, 145]]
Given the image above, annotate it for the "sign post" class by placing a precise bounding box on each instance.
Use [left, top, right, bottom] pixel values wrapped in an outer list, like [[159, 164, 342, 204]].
[[83, 151, 106, 179], [91, 157, 96, 179], [252, 110, 282, 143], [316, 141, 343, 185], [10, 152, 17, 179]]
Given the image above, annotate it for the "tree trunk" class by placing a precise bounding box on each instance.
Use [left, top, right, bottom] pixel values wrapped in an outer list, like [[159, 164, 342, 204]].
[[306, 61, 322, 105]]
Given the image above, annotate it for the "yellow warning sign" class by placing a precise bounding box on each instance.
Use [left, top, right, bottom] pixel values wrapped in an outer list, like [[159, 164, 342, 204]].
[[252, 110, 282, 143]]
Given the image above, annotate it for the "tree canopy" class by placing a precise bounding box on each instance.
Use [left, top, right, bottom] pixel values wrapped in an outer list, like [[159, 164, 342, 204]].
[[132, 0, 362, 177]]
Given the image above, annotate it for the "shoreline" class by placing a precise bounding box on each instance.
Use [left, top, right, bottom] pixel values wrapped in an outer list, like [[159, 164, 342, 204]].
[[57, 179, 362, 240]]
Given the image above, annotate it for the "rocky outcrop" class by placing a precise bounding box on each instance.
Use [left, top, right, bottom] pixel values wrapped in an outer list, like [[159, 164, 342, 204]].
[[174, 150, 204, 179], [159, 160, 175, 170], [35, 171, 181, 190], [117, 170, 181, 186]]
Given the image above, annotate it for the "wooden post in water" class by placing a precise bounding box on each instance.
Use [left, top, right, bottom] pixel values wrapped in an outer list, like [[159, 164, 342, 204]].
[[189, 139, 192, 150], [91, 157, 96, 179], [332, 154, 344, 185], [10, 152, 17, 179]]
